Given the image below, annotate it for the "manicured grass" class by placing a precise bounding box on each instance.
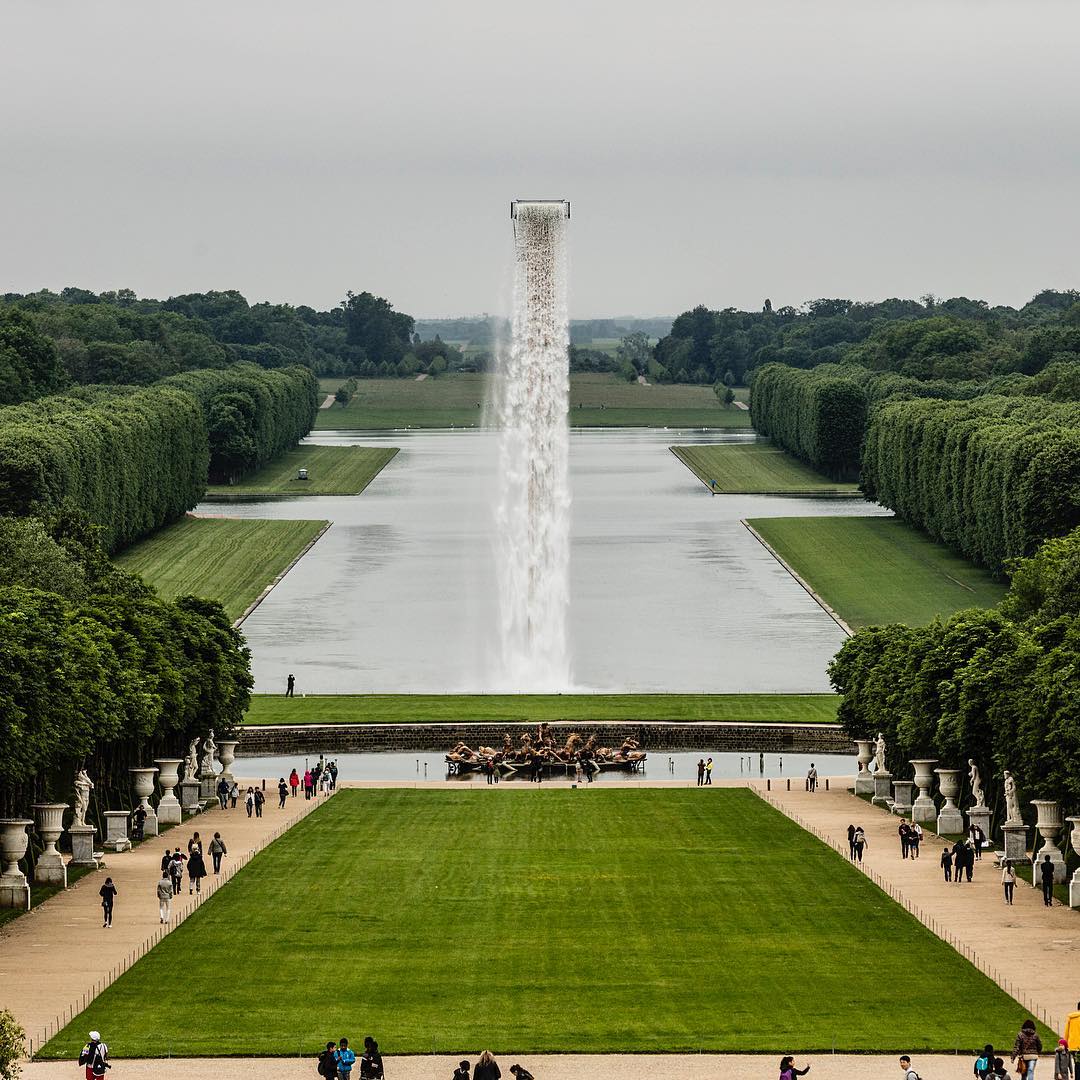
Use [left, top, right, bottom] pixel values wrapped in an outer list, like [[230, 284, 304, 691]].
[[747, 516, 1008, 629], [115, 516, 328, 622], [44, 789, 1034, 1056], [204, 445, 398, 497], [672, 442, 859, 494], [243, 693, 840, 725], [314, 374, 751, 430]]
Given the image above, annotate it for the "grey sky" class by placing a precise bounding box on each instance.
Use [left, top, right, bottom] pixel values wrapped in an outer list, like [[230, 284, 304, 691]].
[[2, 0, 1078, 318]]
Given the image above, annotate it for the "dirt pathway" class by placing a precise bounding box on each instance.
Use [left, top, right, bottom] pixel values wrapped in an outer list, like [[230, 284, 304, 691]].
[[755, 781, 1078, 1033], [0, 787, 336, 1050]]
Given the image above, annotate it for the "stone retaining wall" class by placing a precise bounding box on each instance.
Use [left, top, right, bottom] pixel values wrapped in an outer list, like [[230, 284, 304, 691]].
[[237, 722, 850, 756]]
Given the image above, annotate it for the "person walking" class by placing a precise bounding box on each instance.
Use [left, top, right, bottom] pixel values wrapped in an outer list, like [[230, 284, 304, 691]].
[[1040, 854, 1056, 907], [229, 780, 239, 808], [806, 764, 818, 793], [157, 869, 174, 923], [160, 848, 173, 875], [899, 821, 911, 859], [1001, 861, 1017, 903], [975, 1045, 996, 1080], [254, 786, 265, 817], [1064, 1000, 1080, 1052], [187, 838, 207, 894], [79, 1031, 109, 1080], [290, 769, 300, 798], [963, 841, 975, 882], [696, 759, 705, 786], [453, 1062, 471, 1080], [99, 877, 117, 928], [187, 831, 201, 856], [132, 804, 147, 841], [245, 787, 255, 818], [286, 673, 295, 697], [474, 1051, 501, 1080], [318, 1042, 338, 1080], [1012, 1020, 1043, 1080], [910, 822, 922, 858], [360, 1036, 383, 1080], [278, 777, 289, 809], [704, 757, 713, 785], [780, 1056, 810, 1080], [335, 1038, 356, 1080], [1054, 1040, 1073, 1080], [169, 848, 185, 894], [216, 777, 229, 810], [303, 769, 313, 799], [952, 840, 967, 884], [970, 822, 986, 860], [847, 824, 857, 860], [941, 846, 953, 882], [852, 826, 867, 863], [330, 761, 338, 789], [209, 832, 227, 874]]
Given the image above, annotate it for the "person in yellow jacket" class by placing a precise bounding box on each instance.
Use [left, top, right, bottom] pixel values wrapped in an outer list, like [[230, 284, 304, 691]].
[[1064, 1001, 1080, 1051]]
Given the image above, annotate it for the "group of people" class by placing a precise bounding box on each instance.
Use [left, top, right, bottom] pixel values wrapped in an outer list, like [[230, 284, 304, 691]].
[[284, 760, 338, 804], [696, 758, 714, 785], [316, 1036, 383, 1080], [846, 824, 868, 862], [216, 777, 241, 809], [940, 839, 977, 882], [898, 820, 924, 858], [452, 1053, 532, 1080], [154, 830, 228, 922]]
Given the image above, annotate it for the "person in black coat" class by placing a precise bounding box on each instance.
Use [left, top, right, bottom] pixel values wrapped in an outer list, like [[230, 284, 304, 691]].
[[474, 1052, 500, 1080], [187, 841, 207, 895], [360, 1037, 383, 1080], [99, 878, 117, 927]]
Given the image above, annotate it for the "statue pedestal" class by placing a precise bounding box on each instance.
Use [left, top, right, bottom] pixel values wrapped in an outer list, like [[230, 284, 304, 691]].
[[854, 773, 874, 796], [1070, 874, 1080, 910], [34, 850, 67, 887], [872, 771, 893, 808], [102, 811, 131, 853], [937, 804, 965, 836], [968, 806, 992, 851], [199, 774, 216, 801], [68, 824, 101, 868], [180, 780, 202, 815], [891, 781, 915, 815], [0, 879, 29, 910], [157, 795, 181, 826], [140, 809, 158, 839], [1002, 823, 1028, 863]]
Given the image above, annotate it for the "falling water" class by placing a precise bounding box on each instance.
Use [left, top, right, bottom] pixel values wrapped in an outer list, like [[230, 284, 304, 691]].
[[492, 200, 572, 690]]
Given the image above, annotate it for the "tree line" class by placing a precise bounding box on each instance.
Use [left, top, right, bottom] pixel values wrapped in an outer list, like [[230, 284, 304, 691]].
[[0, 363, 317, 550], [829, 526, 1080, 822], [0, 514, 251, 823]]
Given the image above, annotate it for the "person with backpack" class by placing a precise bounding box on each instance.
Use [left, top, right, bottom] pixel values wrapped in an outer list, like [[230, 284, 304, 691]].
[[360, 1037, 383, 1080], [169, 848, 185, 894], [852, 826, 867, 863], [779, 1057, 810, 1080], [899, 1055, 920, 1080], [1012, 1019, 1043, 1080], [318, 1042, 338, 1080], [79, 1031, 110, 1079], [335, 1038, 357, 1080], [975, 1045, 996, 1079]]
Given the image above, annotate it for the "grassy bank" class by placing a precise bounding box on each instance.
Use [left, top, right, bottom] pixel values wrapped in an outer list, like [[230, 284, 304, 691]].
[[205, 445, 397, 497], [242, 693, 840, 725], [747, 516, 1007, 628], [115, 516, 328, 622], [44, 789, 1033, 1055], [672, 442, 859, 494], [314, 373, 751, 430]]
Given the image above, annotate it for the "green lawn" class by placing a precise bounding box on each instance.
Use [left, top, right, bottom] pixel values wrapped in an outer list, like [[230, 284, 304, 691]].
[[747, 516, 1008, 628], [43, 789, 1035, 1056], [672, 442, 859, 494], [204, 445, 397, 497], [243, 693, 840, 725], [315, 374, 751, 430], [115, 516, 328, 622]]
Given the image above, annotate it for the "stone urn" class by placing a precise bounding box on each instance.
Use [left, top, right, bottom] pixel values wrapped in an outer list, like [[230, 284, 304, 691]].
[[217, 740, 239, 784], [1031, 799, 1067, 884], [130, 766, 159, 837], [31, 803, 69, 887], [854, 739, 875, 795], [935, 768, 964, 834], [1066, 816, 1080, 909], [155, 758, 183, 826], [0, 819, 33, 910], [909, 759, 939, 824]]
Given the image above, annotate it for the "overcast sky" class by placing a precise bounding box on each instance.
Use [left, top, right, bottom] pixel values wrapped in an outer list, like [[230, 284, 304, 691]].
[[2, 0, 1078, 318]]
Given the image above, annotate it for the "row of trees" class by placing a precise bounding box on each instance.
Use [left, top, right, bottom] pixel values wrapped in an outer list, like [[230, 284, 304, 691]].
[[0, 363, 317, 549], [0, 515, 251, 820], [830, 527, 1080, 819], [862, 395, 1080, 571], [655, 290, 1080, 386]]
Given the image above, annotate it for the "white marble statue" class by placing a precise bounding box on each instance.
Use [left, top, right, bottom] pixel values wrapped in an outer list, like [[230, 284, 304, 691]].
[[74, 768, 94, 826], [968, 758, 985, 809], [874, 732, 887, 773], [184, 738, 200, 782], [1003, 769, 1021, 824], [200, 728, 217, 777]]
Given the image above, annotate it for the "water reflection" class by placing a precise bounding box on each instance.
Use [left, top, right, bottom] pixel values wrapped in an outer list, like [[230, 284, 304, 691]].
[[204, 429, 888, 694]]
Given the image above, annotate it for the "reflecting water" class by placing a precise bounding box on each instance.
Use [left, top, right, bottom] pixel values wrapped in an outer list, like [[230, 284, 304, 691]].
[[201, 429, 888, 693], [235, 749, 855, 784]]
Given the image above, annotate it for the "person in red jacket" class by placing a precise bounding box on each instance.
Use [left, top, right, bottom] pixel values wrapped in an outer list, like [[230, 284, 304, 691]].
[[289, 768, 300, 797]]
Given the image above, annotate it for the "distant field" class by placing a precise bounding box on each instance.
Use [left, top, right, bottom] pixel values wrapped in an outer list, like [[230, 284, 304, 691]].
[[115, 517, 328, 622], [747, 516, 1007, 628], [243, 692, 840, 725], [314, 373, 750, 429], [672, 442, 859, 494], [205, 445, 397, 496], [44, 789, 1035, 1056]]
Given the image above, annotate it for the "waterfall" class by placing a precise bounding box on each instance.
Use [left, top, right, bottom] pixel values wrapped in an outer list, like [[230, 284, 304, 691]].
[[492, 200, 572, 690]]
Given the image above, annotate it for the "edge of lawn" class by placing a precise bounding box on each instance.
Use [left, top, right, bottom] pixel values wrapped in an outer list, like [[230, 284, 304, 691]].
[[670, 444, 862, 496], [204, 446, 399, 498]]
